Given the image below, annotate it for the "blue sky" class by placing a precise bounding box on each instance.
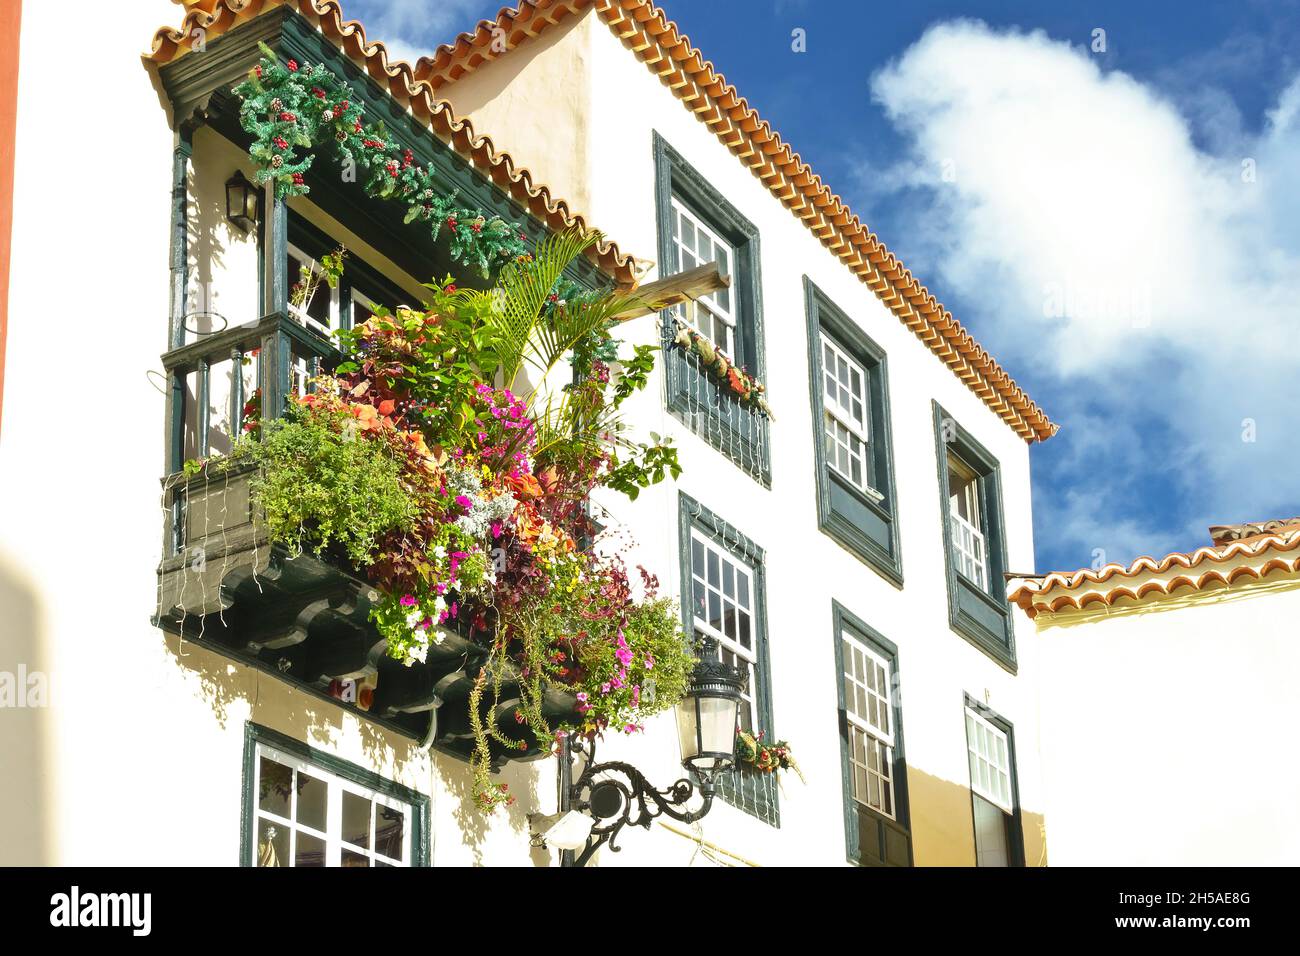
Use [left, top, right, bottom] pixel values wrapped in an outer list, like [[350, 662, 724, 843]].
[[348, 0, 1300, 573]]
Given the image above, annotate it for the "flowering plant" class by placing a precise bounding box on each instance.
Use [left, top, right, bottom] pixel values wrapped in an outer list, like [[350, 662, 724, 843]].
[[671, 320, 773, 417], [228, 230, 693, 808], [736, 730, 805, 782]]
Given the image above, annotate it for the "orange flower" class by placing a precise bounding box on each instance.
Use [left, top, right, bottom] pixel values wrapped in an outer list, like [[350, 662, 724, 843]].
[[506, 471, 543, 500], [378, 398, 396, 416], [351, 403, 382, 431]]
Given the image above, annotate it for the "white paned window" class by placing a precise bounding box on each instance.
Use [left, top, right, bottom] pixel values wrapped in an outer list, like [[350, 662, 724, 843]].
[[948, 455, 987, 589], [965, 708, 1013, 812], [670, 197, 736, 356], [287, 243, 338, 336], [251, 743, 414, 867], [690, 530, 757, 732], [842, 632, 895, 819], [820, 333, 877, 495]]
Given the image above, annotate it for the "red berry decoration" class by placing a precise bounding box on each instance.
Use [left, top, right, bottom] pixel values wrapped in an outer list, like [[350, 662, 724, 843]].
[[287, 59, 299, 72], [274, 136, 289, 150]]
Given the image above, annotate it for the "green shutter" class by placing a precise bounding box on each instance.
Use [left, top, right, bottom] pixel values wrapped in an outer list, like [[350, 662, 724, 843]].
[[654, 133, 771, 486], [933, 403, 1017, 671], [831, 601, 913, 866], [804, 278, 903, 586]]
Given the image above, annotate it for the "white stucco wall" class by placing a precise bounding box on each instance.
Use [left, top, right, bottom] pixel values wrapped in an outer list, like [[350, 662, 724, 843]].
[[1, 3, 1049, 867], [1032, 583, 1300, 866]]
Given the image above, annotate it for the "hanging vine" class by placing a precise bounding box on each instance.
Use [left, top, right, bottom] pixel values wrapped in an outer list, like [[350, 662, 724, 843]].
[[234, 44, 533, 277]]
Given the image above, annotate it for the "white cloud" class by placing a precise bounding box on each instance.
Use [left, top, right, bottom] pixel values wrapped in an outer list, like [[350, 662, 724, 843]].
[[344, 0, 488, 61], [867, 21, 1300, 569]]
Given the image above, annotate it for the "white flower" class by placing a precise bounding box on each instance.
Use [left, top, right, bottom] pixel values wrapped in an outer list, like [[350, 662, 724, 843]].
[[405, 610, 423, 628], [433, 630, 446, 646]]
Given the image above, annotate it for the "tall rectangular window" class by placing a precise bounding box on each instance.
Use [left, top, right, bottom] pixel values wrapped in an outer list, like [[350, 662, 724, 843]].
[[934, 403, 1015, 669], [843, 634, 895, 818], [805, 280, 901, 584], [832, 603, 911, 866], [655, 133, 769, 485], [821, 334, 874, 495], [689, 529, 757, 733], [679, 493, 777, 826], [948, 454, 987, 589], [964, 703, 1024, 867], [670, 197, 736, 355]]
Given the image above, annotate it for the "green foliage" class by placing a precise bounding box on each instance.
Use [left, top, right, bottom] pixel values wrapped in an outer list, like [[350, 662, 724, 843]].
[[576, 596, 696, 731], [238, 407, 418, 568], [233, 45, 531, 276]]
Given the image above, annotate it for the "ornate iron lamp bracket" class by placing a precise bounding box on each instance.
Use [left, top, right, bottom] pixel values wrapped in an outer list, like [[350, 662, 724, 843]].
[[563, 737, 714, 867]]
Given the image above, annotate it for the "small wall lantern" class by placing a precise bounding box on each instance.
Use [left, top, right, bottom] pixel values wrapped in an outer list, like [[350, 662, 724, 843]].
[[225, 171, 260, 234]]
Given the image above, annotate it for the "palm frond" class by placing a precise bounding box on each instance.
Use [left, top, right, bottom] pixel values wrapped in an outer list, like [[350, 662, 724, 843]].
[[492, 229, 596, 386]]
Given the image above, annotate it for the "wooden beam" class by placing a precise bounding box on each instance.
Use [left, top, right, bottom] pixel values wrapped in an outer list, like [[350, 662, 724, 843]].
[[611, 262, 730, 322]]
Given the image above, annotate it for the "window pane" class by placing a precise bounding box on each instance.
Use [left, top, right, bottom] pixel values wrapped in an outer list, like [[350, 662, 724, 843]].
[[256, 819, 288, 867], [258, 756, 292, 817], [342, 791, 370, 849], [973, 795, 1011, 867], [296, 771, 328, 832], [295, 831, 326, 868], [375, 806, 406, 861]]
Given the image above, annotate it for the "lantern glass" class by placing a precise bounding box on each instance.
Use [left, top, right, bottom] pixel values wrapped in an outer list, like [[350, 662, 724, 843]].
[[225, 172, 258, 232], [675, 691, 740, 773]]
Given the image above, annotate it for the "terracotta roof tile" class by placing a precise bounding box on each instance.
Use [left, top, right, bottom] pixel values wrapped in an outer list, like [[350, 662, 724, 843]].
[[147, 1, 641, 286], [406, 0, 1057, 443], [1007, 528, 1300, 619]]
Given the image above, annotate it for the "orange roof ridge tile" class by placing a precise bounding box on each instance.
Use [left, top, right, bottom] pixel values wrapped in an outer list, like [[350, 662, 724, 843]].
[[404, 0, 1057, 443], [145, 0, 640, 287], [1007, 528, 1300, 618]]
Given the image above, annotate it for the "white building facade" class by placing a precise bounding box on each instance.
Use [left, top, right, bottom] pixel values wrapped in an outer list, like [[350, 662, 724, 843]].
[[0, 0, 1056, 867], [1011, 520, 1300, 866]]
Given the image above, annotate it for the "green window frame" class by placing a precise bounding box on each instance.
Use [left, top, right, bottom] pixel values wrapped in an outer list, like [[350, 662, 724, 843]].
[[831, 601, 913, 867], [804, 278, 903, 585], [933, 402, 1016, 671], [678, 492, 778, 826], [963, 695, 1026, 867], [654, 132, 770, 486], [239, 722, 431, 867]]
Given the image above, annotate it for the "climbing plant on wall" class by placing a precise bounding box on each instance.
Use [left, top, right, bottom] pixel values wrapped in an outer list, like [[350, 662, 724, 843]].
[[234, 43, 533, 277]]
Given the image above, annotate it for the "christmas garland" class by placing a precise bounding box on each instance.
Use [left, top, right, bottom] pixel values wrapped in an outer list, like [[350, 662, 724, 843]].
[[736, 730, 804, 781], [233, 44, 531, 277], [672, 320, 774, 418]]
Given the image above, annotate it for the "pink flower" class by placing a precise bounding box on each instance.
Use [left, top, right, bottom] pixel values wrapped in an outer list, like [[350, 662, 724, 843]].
[[400, 594, 417, 607], [455, 494, 473, 510]]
